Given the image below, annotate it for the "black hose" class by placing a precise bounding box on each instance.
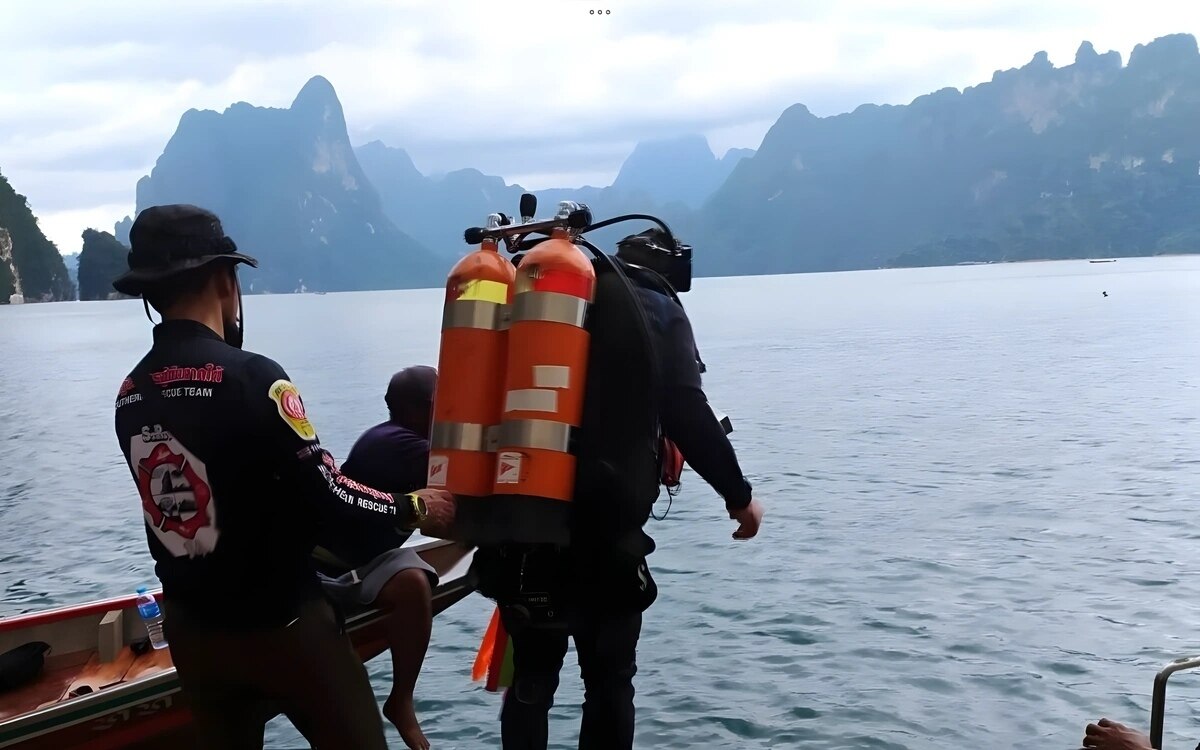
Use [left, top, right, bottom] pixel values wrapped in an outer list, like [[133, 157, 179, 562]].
[[580, 213, 677, 249], [578, 238, 621, 272], [507, 213, 676, 257]]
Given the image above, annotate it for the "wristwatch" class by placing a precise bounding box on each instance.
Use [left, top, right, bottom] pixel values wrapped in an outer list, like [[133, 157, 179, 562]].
[[405, 492, 429, 528]]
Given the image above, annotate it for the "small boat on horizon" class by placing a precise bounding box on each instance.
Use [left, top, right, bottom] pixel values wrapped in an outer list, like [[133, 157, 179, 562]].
[[1088, 259, 1118, 263]]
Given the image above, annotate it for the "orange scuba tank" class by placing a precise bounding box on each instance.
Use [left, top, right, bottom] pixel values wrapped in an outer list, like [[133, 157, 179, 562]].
[[490, 226, 596, 544], [428, 237, 516, 499]]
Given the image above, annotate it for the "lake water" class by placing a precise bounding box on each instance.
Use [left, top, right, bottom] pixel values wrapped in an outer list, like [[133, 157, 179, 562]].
[[2, 256, 1200, 748]]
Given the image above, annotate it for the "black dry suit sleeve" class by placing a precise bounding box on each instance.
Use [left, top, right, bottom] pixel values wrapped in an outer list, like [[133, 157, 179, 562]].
[[655, 301, 752, 512], [661, 386, 752, 512], [246, 356, 412, 528]]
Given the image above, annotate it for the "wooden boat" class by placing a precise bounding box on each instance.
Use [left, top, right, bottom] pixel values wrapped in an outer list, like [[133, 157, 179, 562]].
[[0, 537, 475, 750]]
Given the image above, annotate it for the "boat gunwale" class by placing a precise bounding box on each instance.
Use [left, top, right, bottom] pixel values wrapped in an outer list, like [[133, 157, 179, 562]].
[[0, 537, 460, 632], [0, 538, 474, 746]]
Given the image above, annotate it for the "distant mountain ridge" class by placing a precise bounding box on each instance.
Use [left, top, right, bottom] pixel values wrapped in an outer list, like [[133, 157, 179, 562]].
[[355, 135, 752, 258], [697, 33, 1200, 276], [611, 134, 753, 208], [119, 76, 442, 293], [101, 33, 1200, 297]]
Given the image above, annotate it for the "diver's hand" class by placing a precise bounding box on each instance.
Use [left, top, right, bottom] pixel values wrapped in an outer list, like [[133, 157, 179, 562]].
[[730, 498, 764, 540], [411, 488, 457, 538]]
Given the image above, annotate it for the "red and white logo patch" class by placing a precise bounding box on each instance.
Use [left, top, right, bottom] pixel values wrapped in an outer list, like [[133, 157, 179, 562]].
[[280, 389, 306, 420], [130, 430, 219, 558], [268, 379, 316, 441]]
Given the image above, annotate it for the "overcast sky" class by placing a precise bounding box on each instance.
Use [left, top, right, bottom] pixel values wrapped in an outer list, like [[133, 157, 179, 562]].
[[2, 0, 1197, 255]]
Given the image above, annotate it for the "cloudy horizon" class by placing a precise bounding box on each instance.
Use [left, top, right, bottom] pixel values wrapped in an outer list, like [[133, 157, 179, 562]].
[[2, 0, 1198, 256]]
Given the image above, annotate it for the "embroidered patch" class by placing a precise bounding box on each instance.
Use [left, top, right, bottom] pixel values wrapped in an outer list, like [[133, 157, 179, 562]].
[[268, 379, 317, 441], [130, 430, 219, 558]]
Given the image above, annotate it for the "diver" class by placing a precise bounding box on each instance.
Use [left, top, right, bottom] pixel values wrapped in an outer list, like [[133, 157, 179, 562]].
[[486, 226, 764, 750], [111, 204, 455, 750]]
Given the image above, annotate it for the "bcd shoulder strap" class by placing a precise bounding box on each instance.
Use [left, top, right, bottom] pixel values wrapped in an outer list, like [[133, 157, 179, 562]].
[[622, 262, 706, 374]]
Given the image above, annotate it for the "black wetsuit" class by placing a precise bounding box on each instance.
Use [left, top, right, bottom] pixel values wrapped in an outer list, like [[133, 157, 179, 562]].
[[500, 272, 753, 750], [114, 318, 411, 749], [634, 276, 752, 513]]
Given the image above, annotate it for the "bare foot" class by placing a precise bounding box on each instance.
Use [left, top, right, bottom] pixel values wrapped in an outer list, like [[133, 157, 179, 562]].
[[384, 693, 430, 750], [1082, 718, 1152, 750]]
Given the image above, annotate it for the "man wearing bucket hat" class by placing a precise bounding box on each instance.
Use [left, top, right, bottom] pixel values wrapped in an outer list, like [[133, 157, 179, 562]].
[[112, 204, 455, 750]]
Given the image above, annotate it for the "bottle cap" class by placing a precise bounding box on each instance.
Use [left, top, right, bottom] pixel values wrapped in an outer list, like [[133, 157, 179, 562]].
[[136, 586, 147, 594]]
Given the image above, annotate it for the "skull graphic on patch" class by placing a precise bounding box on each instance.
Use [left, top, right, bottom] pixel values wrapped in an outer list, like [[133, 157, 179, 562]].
[[131, 433, 219, 558]]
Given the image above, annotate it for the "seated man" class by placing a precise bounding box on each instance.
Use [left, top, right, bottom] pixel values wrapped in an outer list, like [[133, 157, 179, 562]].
[[317, 365, 439, 750]]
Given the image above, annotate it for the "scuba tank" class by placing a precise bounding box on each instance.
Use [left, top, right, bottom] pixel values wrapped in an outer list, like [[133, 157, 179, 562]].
[[434, 197, 697, 553], [428, 233, 516, 498], [431, 202, 595, 547], [490, 225, 596, 544]]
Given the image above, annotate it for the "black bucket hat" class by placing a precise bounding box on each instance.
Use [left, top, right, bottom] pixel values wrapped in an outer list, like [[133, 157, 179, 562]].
[[112, 204, 258, 297]]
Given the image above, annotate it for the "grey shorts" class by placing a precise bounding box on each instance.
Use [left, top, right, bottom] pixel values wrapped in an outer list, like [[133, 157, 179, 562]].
[[318, 546, 439, 607]]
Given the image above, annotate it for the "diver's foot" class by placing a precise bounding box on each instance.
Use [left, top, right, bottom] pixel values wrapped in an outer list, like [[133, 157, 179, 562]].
[[384, 693, 430, 750], [1082, 718, 1152, 750]]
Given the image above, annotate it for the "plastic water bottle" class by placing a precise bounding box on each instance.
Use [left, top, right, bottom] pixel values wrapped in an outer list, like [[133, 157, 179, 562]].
[[135, 587, 168, 650]]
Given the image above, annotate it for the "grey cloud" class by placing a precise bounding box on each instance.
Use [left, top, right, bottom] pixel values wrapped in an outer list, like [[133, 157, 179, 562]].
[[410, 27, 486, 63], [604, 0, 840, 37], [32, 44, 247, 87], [11, 140, 161, 173], [600, 0, 1092, 38], [355, 103, 776, 178], [7, 1, 379, 58], [0, 110, 174, 173], [354, 63, 954, 180], [866, 0, 1094, 31], [6, 168, 137, 211], [0, 107, 98, 137]]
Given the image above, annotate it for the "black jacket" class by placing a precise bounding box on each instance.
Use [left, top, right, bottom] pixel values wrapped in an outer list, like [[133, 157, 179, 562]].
[[630, 270, 752, 511], [114, 319, 413, 627]]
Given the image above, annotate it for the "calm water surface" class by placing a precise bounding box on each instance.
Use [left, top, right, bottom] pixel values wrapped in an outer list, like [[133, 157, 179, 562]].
[[2, 257, 1199, 748]]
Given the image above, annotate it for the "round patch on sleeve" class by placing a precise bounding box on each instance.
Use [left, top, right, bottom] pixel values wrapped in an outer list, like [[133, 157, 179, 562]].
[[267, 379, 317, 441]]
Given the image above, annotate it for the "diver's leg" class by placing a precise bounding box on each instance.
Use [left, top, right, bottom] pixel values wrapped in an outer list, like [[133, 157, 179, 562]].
[[574, 609, 642, 750], [500, 625, 569, 750]]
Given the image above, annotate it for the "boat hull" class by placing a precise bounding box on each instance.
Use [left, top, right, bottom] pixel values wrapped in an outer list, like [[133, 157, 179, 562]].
[[0, 539, 475, 750]]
